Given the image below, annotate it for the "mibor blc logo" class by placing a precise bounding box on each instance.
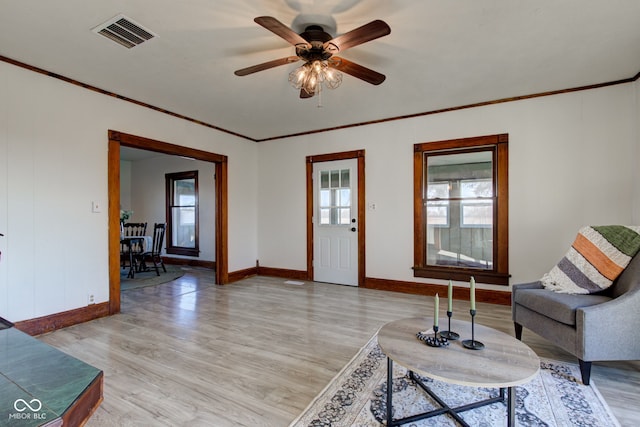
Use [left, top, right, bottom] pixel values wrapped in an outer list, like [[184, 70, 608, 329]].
[[9, 398, 47, 421]]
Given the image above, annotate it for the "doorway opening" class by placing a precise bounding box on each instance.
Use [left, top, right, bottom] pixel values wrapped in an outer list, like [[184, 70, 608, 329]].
[[306, 150, 365, 286], [108, 130, 228, 314]]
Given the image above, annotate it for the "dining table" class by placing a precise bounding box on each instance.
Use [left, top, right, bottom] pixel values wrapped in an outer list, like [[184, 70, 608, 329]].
[[120, 235, 152, 278]]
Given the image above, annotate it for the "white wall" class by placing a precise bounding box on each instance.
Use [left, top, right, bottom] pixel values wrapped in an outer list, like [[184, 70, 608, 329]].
[[129, 156, 216, 262], [258, 83, 638, 291], [0, 64, 7, 314], [0, 57, 638, 323], [633, 80, 640, 224], [120, 160, 132, 212], [0, 61, 258, 322]]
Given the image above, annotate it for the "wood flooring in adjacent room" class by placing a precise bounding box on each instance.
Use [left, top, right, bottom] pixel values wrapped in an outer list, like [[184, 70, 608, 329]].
[[38, 268, 640, 426]]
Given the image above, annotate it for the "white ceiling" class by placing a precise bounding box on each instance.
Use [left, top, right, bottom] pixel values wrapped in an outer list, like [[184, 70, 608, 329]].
[[120, 146, 167, 161], [2, 1, 640, 141]]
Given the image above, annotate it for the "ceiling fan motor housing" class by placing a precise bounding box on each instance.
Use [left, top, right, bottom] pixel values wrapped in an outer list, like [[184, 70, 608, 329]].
[[296, 25, 335, 61]]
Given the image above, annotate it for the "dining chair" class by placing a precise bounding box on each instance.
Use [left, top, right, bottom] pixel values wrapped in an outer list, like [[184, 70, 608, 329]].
[[120, 222, 147, 274], [140, 223, 167, 276], [123, 222, 147, 238]]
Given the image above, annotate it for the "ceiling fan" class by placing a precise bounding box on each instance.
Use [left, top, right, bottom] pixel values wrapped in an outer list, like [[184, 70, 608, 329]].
[[234, 16, 391, 99]]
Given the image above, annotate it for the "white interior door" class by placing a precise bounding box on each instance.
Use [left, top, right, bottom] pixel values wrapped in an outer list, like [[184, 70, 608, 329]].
[[313, 159, 358, 286]]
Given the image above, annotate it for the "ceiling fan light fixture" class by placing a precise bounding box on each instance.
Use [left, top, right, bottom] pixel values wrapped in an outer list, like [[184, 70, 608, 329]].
[[235, 16, 389, 100], [288, 60, 342, 96], [323, 65, 343, 90]]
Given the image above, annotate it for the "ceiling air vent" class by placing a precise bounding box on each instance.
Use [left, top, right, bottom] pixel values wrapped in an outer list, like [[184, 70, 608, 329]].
[[92, 14, 156, 49]]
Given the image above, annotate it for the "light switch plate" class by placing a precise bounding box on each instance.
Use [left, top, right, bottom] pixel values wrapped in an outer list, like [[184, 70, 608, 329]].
[[91, 201, 101, 213]]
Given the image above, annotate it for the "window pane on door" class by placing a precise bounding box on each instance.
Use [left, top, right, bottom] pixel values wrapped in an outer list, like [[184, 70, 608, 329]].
[[320, 171, 329, 189], [339, 189, 350, 207], [319, 168, 351, 225], [339, 208, 351, 225], [331, 170, 340, 187], [340, 169, 350, 187], [320, 189, 330, 207]]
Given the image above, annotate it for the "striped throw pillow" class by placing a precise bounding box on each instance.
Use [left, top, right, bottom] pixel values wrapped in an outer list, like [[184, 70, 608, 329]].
[[541, 225, 640, 294]]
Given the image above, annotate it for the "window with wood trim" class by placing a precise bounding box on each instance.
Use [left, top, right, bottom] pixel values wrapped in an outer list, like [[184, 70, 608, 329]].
[[166, 170, 199, 257], [414, 134, 509, 285]]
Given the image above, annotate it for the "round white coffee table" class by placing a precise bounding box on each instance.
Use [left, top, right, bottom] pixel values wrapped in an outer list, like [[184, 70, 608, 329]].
[[377, 317, 539, 426]]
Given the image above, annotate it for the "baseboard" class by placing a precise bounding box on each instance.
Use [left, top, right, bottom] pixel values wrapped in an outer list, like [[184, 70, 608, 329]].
[[257, 266, 309, 281], [162, 256, 216, 269], [363, 277, 511, 306], [228, 266, 258, 283], [13, 302, 110, 336], [227, 266, 310, 283]]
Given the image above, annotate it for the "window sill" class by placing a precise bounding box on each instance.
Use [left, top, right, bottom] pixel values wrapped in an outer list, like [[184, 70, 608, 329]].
[[167, 247, 200, 257], [413, 266, 510, 286]]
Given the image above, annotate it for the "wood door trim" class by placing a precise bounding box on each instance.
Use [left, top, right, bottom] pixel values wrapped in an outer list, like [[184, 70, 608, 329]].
[[306, 150, 365, 286], [108, 130, 228, 314]]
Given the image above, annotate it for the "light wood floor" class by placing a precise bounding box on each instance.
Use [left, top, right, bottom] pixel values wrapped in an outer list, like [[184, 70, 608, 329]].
[[39, 268, 640, 426]]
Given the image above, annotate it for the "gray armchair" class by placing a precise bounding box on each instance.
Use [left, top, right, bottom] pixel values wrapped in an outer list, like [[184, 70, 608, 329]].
[[512, 252, 640, 385]]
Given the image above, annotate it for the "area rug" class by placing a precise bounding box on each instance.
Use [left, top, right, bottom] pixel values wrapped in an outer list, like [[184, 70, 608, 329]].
[[120, 264, 185, 291], [290, 334, 620, 427]]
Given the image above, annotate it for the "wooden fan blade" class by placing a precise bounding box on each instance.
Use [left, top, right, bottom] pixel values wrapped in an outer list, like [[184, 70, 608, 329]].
[[324, 20, 390, 53], [234, 56, 300, 76], [300, 88, 314, 98], [330, 57, 386, 85], [254, 16, 311, 48]]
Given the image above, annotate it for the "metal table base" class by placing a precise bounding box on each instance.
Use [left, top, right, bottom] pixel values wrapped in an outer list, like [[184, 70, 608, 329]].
[[385, 357, 515, 427]]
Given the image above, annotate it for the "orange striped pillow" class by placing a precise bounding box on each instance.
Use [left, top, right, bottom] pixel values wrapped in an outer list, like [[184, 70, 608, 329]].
[[541, 225, 640, 294]]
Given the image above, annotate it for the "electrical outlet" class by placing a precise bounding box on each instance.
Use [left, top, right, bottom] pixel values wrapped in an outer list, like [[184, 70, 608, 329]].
[[88, 294, 95, 305]]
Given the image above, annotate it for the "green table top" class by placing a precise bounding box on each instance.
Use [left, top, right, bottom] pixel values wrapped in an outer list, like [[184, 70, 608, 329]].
[[0, 327, 102, 426]]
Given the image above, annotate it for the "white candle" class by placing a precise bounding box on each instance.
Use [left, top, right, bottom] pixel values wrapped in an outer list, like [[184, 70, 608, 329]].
[[470, 276, 476, 311], [434, 293, 439, 327], [447, 280, 453, 312]]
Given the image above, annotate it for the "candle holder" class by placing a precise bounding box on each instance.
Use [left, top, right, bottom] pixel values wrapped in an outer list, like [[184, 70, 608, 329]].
[[462, 309, 484, 350], [439, 311, 460, 340], [416, 325, 449, 347]]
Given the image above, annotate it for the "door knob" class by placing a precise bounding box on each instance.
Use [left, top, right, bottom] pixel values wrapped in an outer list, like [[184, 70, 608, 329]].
[[350, 227, 357, 232]]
